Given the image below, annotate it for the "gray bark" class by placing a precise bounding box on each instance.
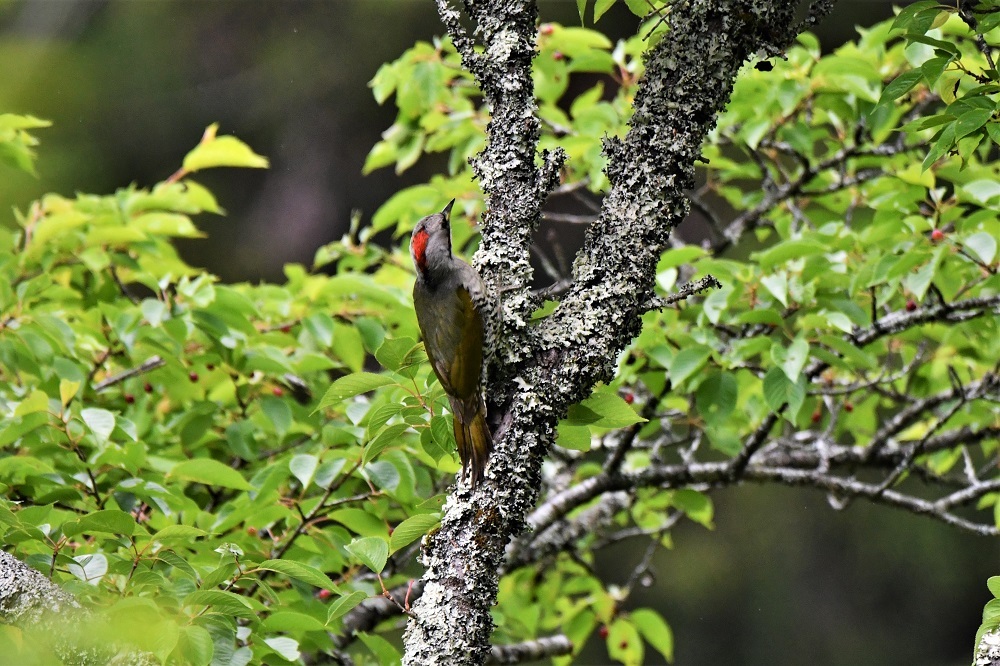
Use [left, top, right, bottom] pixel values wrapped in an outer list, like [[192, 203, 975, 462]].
[[0, 550, 155, 665], [403, 1, 826, 663], [0, 549, 81, 624]]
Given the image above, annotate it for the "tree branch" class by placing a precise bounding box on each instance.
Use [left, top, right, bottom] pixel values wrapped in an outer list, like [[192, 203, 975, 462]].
[[486, 635, 573, 664]]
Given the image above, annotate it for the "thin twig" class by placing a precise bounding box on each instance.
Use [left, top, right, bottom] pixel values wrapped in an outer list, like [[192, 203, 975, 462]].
[[93, 356, 165, 392]]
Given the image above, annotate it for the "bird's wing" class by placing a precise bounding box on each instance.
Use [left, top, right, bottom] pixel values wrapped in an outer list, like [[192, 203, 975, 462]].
[[445, 285, 484, 402], [415, 281, 484, 402], [457, 261, 495, 387]]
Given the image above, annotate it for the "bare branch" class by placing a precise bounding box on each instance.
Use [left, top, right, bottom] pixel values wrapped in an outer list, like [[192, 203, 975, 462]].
[[93, 355, 165, 391], [334, 580, 426, 649], [486, 635, 573, 664], [643, 275, 722, 312], [542, 212, 597, 225], [862, 374, 999, 461], [434, 0, 479, 69]]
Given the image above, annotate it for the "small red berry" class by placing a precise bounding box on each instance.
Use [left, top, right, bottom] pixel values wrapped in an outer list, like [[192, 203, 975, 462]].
[[622, 392, 634, 404], [272, 387, 284, 397], [810, 409, 821, 424], [598, 625, 609, 639], [539, 23, 554, 35], [246, 526, 257, 536], [844, 401, 854, 413], [143, 382, 153, 393], [280, 325, 292, 333], [905, 299, 917, 312], [124, 393, 135, 404], [189, 372, 199, 383], [317, 588, 332, 600], [931, 228, 944, 242], [552, 51, 564, 61]]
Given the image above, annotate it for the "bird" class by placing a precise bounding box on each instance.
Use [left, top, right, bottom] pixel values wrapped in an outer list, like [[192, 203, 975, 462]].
[[410, 199, 493, 489]]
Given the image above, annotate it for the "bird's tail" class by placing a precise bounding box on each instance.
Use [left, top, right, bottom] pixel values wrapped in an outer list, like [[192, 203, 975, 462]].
[[451, 395, 493, 490]]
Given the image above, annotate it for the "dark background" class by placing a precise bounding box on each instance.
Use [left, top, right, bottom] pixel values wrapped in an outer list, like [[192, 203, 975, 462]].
[[1, 2, 995, 664]]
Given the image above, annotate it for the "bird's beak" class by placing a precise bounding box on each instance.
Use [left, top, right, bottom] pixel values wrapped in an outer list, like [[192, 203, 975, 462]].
[[441, 199, 456, 220]]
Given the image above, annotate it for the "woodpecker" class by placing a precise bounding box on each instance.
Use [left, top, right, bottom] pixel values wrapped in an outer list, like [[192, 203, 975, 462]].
[[411, 200, 493, 488]]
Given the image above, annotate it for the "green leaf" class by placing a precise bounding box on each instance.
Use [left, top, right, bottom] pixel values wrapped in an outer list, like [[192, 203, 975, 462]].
[[365, 423, 410, 465], [428, 414, 456, 461], [623, 0, 648, 17], [763, 366, 792, 412], [68, 509, 136, 536], [346, 536, 389, 573], [174, 625, 214, 666], [874, 70, 923, 109], [923, 119, 956, 170], [695, 371, 738, 422], [760, 273, 789, 307], [594, 0, 616, 22], [753, 240, 826, 269], [261, 611, 326, 633], [631, 608, 674, 662], [303, 312, 335, 347], [566, 385, 645, 428], [81, 407, 116, 444], [984, 598, 1000, 625], [988, 576, 1000, 599], [920, 56, 951, 87], [182, 124, 269, 172], [183, 590, 256, 618], [556, 422, 592, 451], [172, 458, 253, 491], [263, 637, 300, 662], [257, 559, 338, 591], [370, 184, 440, 232], [672, 489, 713, 528], [375, 337, 422, 372], [905, 33, 961, 57], [356, 633, 400, 665], [668, 347, 711, 387], [59, 379, 80, 406], [363, 140, 398, 175], [773, 337, 809, 382], [327, 590, 369, 625], [903, 249, 941, 300], [607, 618, 644, 665], [152, 525, 208, 541], [132, 212, 202, 238], [331, 508, 389, 537], [390, 513, 441, 552], [260, 395, 292, 436], [15, 390, 49, 417], [965, 231, 997, 265], [290, 454, 319, 489], [0, 113, 52, 131], [68, 553, 108, 584], [890, 1, 939, 33], [657, 246, 707, 270], [576, 0, 587, 23], [953, 108, 993, 141], [317, 373, 396, 411]]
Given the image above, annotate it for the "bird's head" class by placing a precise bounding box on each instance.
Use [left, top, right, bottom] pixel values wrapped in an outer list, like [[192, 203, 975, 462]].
[[411, 199, 455, 280]]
